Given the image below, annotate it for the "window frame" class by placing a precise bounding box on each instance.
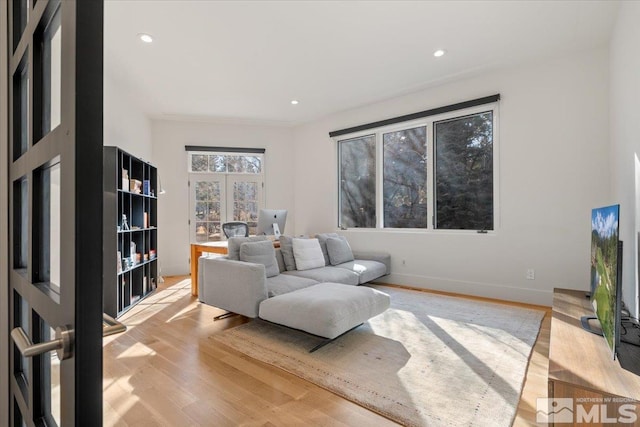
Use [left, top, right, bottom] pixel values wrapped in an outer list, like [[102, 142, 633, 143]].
[[186, 150, 266, 242], [186, 150, 264, 175], [335, 102, 500, 234]]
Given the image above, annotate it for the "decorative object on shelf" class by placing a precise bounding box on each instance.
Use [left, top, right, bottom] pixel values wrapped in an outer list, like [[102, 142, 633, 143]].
[[143, 212, 148, 228], [117, 251, 122, 274], [130, 241, 136, 265], [130, 179, 142, 194], [150, 249, 156, 259], [143, 180, 150, 195], [121, 214, 129, 231], [122, 169, 129, 191]]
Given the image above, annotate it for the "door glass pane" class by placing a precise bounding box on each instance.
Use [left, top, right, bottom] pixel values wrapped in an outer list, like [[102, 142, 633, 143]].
[[13, 177, 28, 270], [232, 181, 259, 234], [13, 291, 29, 390], [14, 399, 27, 427], [383, 126, 428, 228], [39, 321, 61, 427], [339, 135, 376, 228], [13, 57, 28, 161], [12, 0, 29, 51], [39, 5, 62, 137], [34, 161, 61, 293], [193, 181, 221, 242]]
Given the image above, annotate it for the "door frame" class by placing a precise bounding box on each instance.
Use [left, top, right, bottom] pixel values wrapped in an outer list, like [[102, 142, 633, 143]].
[[3, 0, 104, 425], [2, 2, 10, 425]]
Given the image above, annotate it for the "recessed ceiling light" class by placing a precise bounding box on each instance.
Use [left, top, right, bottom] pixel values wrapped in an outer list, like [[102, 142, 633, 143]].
[[433, 49, 446, 57], [291, 100, 299, 105], [138, 33, 154, 43]]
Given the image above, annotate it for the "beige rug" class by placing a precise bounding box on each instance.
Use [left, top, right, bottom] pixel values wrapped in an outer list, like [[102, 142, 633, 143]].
[[212, 285, 545, 426]]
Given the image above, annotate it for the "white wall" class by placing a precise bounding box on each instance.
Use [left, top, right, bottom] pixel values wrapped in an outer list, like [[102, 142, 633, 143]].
[[293, 48, 610, 306], [103, 70, 152, 159], [152, 119, 296, 276], [610, 1, 640, 319]]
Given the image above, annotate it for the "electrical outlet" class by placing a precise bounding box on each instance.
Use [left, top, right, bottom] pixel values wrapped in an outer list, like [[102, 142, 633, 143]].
[[526, 269, 535, 280]]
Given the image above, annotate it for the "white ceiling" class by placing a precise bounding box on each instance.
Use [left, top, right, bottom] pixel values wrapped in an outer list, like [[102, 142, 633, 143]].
[[104, 0, 619, 126]]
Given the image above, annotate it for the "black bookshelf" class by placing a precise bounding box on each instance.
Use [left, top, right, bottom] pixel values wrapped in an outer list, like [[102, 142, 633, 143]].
[[103, 146, 158, 317]]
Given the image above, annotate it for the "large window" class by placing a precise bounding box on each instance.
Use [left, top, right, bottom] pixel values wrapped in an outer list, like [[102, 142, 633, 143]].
[[435, 112, 493, 230], [337, 106, 497, 231], [339, 135, 376, 228], [188, 151, 264, 241]]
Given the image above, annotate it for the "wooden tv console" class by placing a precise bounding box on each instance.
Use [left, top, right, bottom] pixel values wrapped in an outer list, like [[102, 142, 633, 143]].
[[548, 288, 640, 425]]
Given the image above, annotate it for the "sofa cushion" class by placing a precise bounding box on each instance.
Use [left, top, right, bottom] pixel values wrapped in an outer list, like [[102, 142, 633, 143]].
[[292, 238, 325, 271], [227, 235, 268, 260], [259, 283, 390, 339], [278, 235, 298, 271], [334, 260, 387, 284], [316, 233, 340, 265], [239, 240, 279, 278], [352, 251, 392, 275], [266, 274, 318, 297], [283, 266, 359, 286], [326, 237, 354, 265]]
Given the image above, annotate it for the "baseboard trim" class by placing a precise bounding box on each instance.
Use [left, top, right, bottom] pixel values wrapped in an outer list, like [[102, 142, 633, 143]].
[[374, 273, 554, 307]]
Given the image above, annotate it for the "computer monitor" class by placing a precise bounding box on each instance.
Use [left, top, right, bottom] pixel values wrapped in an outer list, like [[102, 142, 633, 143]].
[[256, 209, 287, 237]]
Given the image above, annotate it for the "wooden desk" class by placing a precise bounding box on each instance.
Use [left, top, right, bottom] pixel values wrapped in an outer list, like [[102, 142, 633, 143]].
[[190, 240, 280, 297], [548, 288, 640, 425]]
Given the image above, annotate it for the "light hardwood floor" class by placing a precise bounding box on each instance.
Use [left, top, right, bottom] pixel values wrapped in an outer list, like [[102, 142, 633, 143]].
[[104, 276, 551, 426]]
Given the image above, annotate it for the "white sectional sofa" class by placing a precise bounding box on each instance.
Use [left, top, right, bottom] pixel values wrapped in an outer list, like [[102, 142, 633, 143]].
[[197, 233, 391, 319]]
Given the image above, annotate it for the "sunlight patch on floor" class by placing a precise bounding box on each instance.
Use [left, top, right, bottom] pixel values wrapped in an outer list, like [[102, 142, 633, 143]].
[[116, 341, 157, 360]]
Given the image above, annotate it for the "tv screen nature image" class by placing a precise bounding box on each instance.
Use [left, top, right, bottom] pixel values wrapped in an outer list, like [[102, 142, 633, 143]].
[[590, 204, 620, 355]]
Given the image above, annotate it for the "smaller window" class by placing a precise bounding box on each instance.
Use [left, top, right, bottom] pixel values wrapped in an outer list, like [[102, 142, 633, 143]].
[[188, 153, 263, 174]]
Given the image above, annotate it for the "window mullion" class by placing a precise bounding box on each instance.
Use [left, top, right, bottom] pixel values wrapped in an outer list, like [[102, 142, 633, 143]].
[[427, 122, 435, 231], [376, 132, 384, 229]]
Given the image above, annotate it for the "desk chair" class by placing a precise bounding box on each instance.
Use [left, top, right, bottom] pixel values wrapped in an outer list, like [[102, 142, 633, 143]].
[[222, 222, 249, 238]]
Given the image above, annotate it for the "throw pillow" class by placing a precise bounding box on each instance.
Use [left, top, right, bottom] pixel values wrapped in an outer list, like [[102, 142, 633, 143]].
[[326, 236, 354, 265], [227, 235, 268, 260], [239, 240, 280, 278], [278, 235, 298, 271], [292, 238, 325, 271], [316, 233, 340, 266]]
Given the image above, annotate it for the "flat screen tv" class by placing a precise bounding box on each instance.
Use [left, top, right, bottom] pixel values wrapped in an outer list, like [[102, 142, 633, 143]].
[[256, 209, 287, 237], [585, 204, 623, 359]]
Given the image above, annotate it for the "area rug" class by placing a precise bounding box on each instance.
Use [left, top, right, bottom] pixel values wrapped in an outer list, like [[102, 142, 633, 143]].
[[212, 285, 545, 426]]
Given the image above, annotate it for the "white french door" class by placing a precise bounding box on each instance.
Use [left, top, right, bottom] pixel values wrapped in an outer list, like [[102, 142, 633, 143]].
[[189, 173, 264, 242]]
